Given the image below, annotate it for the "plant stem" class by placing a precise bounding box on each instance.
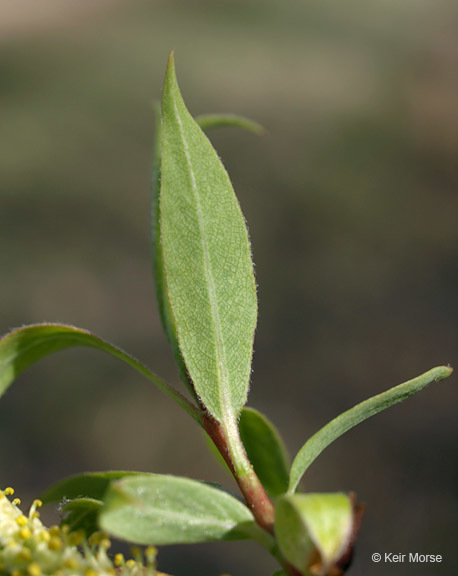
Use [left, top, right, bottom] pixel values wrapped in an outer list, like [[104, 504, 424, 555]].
[[202, 412, 275, 533], [203, 412, 305, 576]]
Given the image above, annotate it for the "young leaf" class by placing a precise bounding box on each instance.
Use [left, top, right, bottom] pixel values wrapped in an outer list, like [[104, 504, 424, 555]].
[[152, 109, 262, 400], [275, 493, 353, 576], [239, 407, 290, 499], [288, 365, 453, 493], [159, 53, 257, 422], [60, 497, 102, 536], [41, 471, 139, 504], [196, 114, 264, 135], [151, 105, 193, 397], [99, 474, 256, 545], [0, 324, 200, 422]]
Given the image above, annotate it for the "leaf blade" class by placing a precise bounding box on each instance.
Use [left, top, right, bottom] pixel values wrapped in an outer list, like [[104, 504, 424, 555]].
[[0, 324, 200, 422], [275, 493, 354, 575], [160, 54, 257, 421], [99, 474, 256, 545], [151, 105, 193, 397], [239, 407, 290, 499], [152, 110, 262, 399], [41, 471, 139, 504], [289, 365, 453, 493]]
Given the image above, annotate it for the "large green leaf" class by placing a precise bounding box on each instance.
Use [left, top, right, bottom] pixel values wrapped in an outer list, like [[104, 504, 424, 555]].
[[152, 110, 262, 401], [159, 53, 257, 422], [275, 493, 353, 576], [0, 324, 200, 421], [41, 471, 139, 504], [99, 474, 256, 545], [288, 365, 453, 493], [239, 407, 290, 499]]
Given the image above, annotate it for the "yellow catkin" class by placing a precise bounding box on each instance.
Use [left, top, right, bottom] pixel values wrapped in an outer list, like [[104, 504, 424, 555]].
[[63, 558, 79, 570], [88, 532, 101, 547], [114, 553, 124, 566], [38, 530, 50, 543], [67, 530, 85, 547], [48, 536, 62, 551], [18, 548, 32, 561], [145, 546, 157, 562], [15, 515, 28, 527], [100, 538, 111, 550], [19, 527, 32, 540], [49, 526, 60, 537], [27, 563, 42, 576]]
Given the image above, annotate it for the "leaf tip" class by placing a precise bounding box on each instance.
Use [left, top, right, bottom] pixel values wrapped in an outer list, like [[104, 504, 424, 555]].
[[165, 50, 177, 90], [167, 49, 175, 68], [435, 365, 453, 381]]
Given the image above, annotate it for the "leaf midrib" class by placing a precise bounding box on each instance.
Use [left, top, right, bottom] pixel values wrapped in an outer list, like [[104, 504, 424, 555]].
[[172, 100, 232, 422]]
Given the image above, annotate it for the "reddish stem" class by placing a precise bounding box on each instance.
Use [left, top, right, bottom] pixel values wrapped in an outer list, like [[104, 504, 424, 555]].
[[202, 412, 275, 533]]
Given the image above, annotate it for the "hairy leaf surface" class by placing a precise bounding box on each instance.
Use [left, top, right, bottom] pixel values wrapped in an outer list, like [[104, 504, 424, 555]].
[[160, 53, 257, 421], [152, 111, 262, 399], [99, 474, 256, 545], [151, 106, 192, 395]]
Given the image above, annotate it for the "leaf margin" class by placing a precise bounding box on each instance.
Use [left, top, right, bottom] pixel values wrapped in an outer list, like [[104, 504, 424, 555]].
[[288, 365, 453, 493]]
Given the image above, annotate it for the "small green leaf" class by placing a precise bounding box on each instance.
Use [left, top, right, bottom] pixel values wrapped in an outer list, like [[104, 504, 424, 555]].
[[0, 324, 200, 422], [60, 498, 102, 536], [239, 407, 290, 499], [275, 493, 353, 576], [196, 114, 264, 135], [99, 474, 256, 545], [160, 53, 257, 422], [41, 471, 139, 504], [289, 365, 453, 493]]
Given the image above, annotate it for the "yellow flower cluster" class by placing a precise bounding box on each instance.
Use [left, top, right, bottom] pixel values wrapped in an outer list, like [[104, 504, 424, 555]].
[[0, 488, 157, 576]]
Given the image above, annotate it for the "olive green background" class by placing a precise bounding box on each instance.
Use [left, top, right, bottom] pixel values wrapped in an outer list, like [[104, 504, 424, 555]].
[[1, 1, 457, 575]]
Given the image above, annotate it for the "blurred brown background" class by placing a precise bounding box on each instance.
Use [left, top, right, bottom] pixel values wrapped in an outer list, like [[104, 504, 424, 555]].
[[1, 1, 457, 575]]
